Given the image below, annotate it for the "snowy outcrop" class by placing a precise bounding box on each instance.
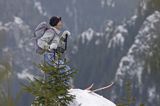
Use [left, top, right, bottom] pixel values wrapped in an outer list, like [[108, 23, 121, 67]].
[[80, 28, 94, 44], [79, 28, 103, 44], [69, 89, 116, 106], [115, 11, 160, 104], [71, 8, 160, 105], [78, 20, 128, 48], [116, 11, 160, 84], [108, 24, 128, 48]]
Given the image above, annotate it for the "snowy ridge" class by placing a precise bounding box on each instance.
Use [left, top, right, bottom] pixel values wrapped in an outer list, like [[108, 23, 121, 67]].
[[79, 28, 103, 44], [77, 20, 128, 49], [116, 11, 160, 87], [81, 28, 94, 44], [108, 33, 124, 48], [108, 24, 128, 48], [69, 89, 116, 106]]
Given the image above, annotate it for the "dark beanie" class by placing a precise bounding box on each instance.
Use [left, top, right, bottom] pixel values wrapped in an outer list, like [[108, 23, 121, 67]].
[[49, 16, 61, 27]]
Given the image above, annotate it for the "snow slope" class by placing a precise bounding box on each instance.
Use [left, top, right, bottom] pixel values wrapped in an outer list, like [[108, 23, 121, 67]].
[[69, 89, 116, 106]]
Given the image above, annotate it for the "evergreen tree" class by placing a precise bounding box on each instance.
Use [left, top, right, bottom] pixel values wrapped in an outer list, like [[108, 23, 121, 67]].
[[117, 81, 145, 106], [117, 81, 135, 106], [24, 53, 76, 106], [145, 34, 160, 83]]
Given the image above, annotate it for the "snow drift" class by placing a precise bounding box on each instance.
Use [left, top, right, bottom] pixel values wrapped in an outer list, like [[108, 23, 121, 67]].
[[69, 89, 116, 106]]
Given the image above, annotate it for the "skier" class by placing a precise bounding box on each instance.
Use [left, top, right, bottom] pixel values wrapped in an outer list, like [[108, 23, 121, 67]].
[[36, 16, 70, 66]]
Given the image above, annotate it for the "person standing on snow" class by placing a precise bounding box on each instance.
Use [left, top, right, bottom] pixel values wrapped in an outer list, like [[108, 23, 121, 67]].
[[37, 16, 70, 65]]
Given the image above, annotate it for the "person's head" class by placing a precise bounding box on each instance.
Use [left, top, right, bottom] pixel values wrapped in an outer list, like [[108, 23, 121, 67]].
[[49, 16, 63, 30]]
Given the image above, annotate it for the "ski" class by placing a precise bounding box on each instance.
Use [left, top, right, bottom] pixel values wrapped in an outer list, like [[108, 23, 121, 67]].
[[86, 82, 115, 93], [92, 82, 114, 92], [85, 83, 94, 90]]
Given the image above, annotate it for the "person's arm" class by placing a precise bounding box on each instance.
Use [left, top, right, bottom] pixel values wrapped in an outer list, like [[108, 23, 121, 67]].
[[37, 29, 57, 50], [55, 30, 71, 53], [60, 30, 70, 42], [49, 35, 60, 51], [59, 30, 70, 47]]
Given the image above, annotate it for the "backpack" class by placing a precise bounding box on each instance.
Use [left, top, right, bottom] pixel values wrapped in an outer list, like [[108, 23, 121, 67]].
[[34, 22, 50, 55]]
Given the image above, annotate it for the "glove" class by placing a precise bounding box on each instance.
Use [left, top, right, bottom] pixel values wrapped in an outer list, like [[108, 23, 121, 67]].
[[49, 43, 58, 51], [61, 30, 71, 42], [62, 30, 71, 37]]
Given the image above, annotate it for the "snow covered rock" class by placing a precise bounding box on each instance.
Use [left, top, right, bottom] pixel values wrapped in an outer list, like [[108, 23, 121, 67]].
[[69, 89, 116, 106]]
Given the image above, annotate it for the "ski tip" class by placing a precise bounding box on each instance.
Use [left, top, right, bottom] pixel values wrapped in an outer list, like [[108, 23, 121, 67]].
[[85, 83, 94, 90]]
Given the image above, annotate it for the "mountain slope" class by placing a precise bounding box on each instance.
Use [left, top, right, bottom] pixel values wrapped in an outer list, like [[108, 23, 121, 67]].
[[115, 11, 160, 105], [69, 1, 160, 105]]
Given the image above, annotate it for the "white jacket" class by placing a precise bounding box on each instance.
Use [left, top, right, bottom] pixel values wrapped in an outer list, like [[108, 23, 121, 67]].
[[37, 27, 66, 51]]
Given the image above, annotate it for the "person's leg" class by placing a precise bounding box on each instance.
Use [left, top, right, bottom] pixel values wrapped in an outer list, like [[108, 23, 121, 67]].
[[43, 52, 56, 80], [44, 52, 73, 87], [44, 52, 55, 66]]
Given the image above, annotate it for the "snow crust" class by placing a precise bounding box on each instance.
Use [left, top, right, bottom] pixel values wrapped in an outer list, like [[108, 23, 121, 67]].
[[69, 89, 116, 106]]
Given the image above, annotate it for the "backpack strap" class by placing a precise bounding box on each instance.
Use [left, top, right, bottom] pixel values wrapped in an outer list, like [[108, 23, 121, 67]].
[[47, 28, 56, 45]]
